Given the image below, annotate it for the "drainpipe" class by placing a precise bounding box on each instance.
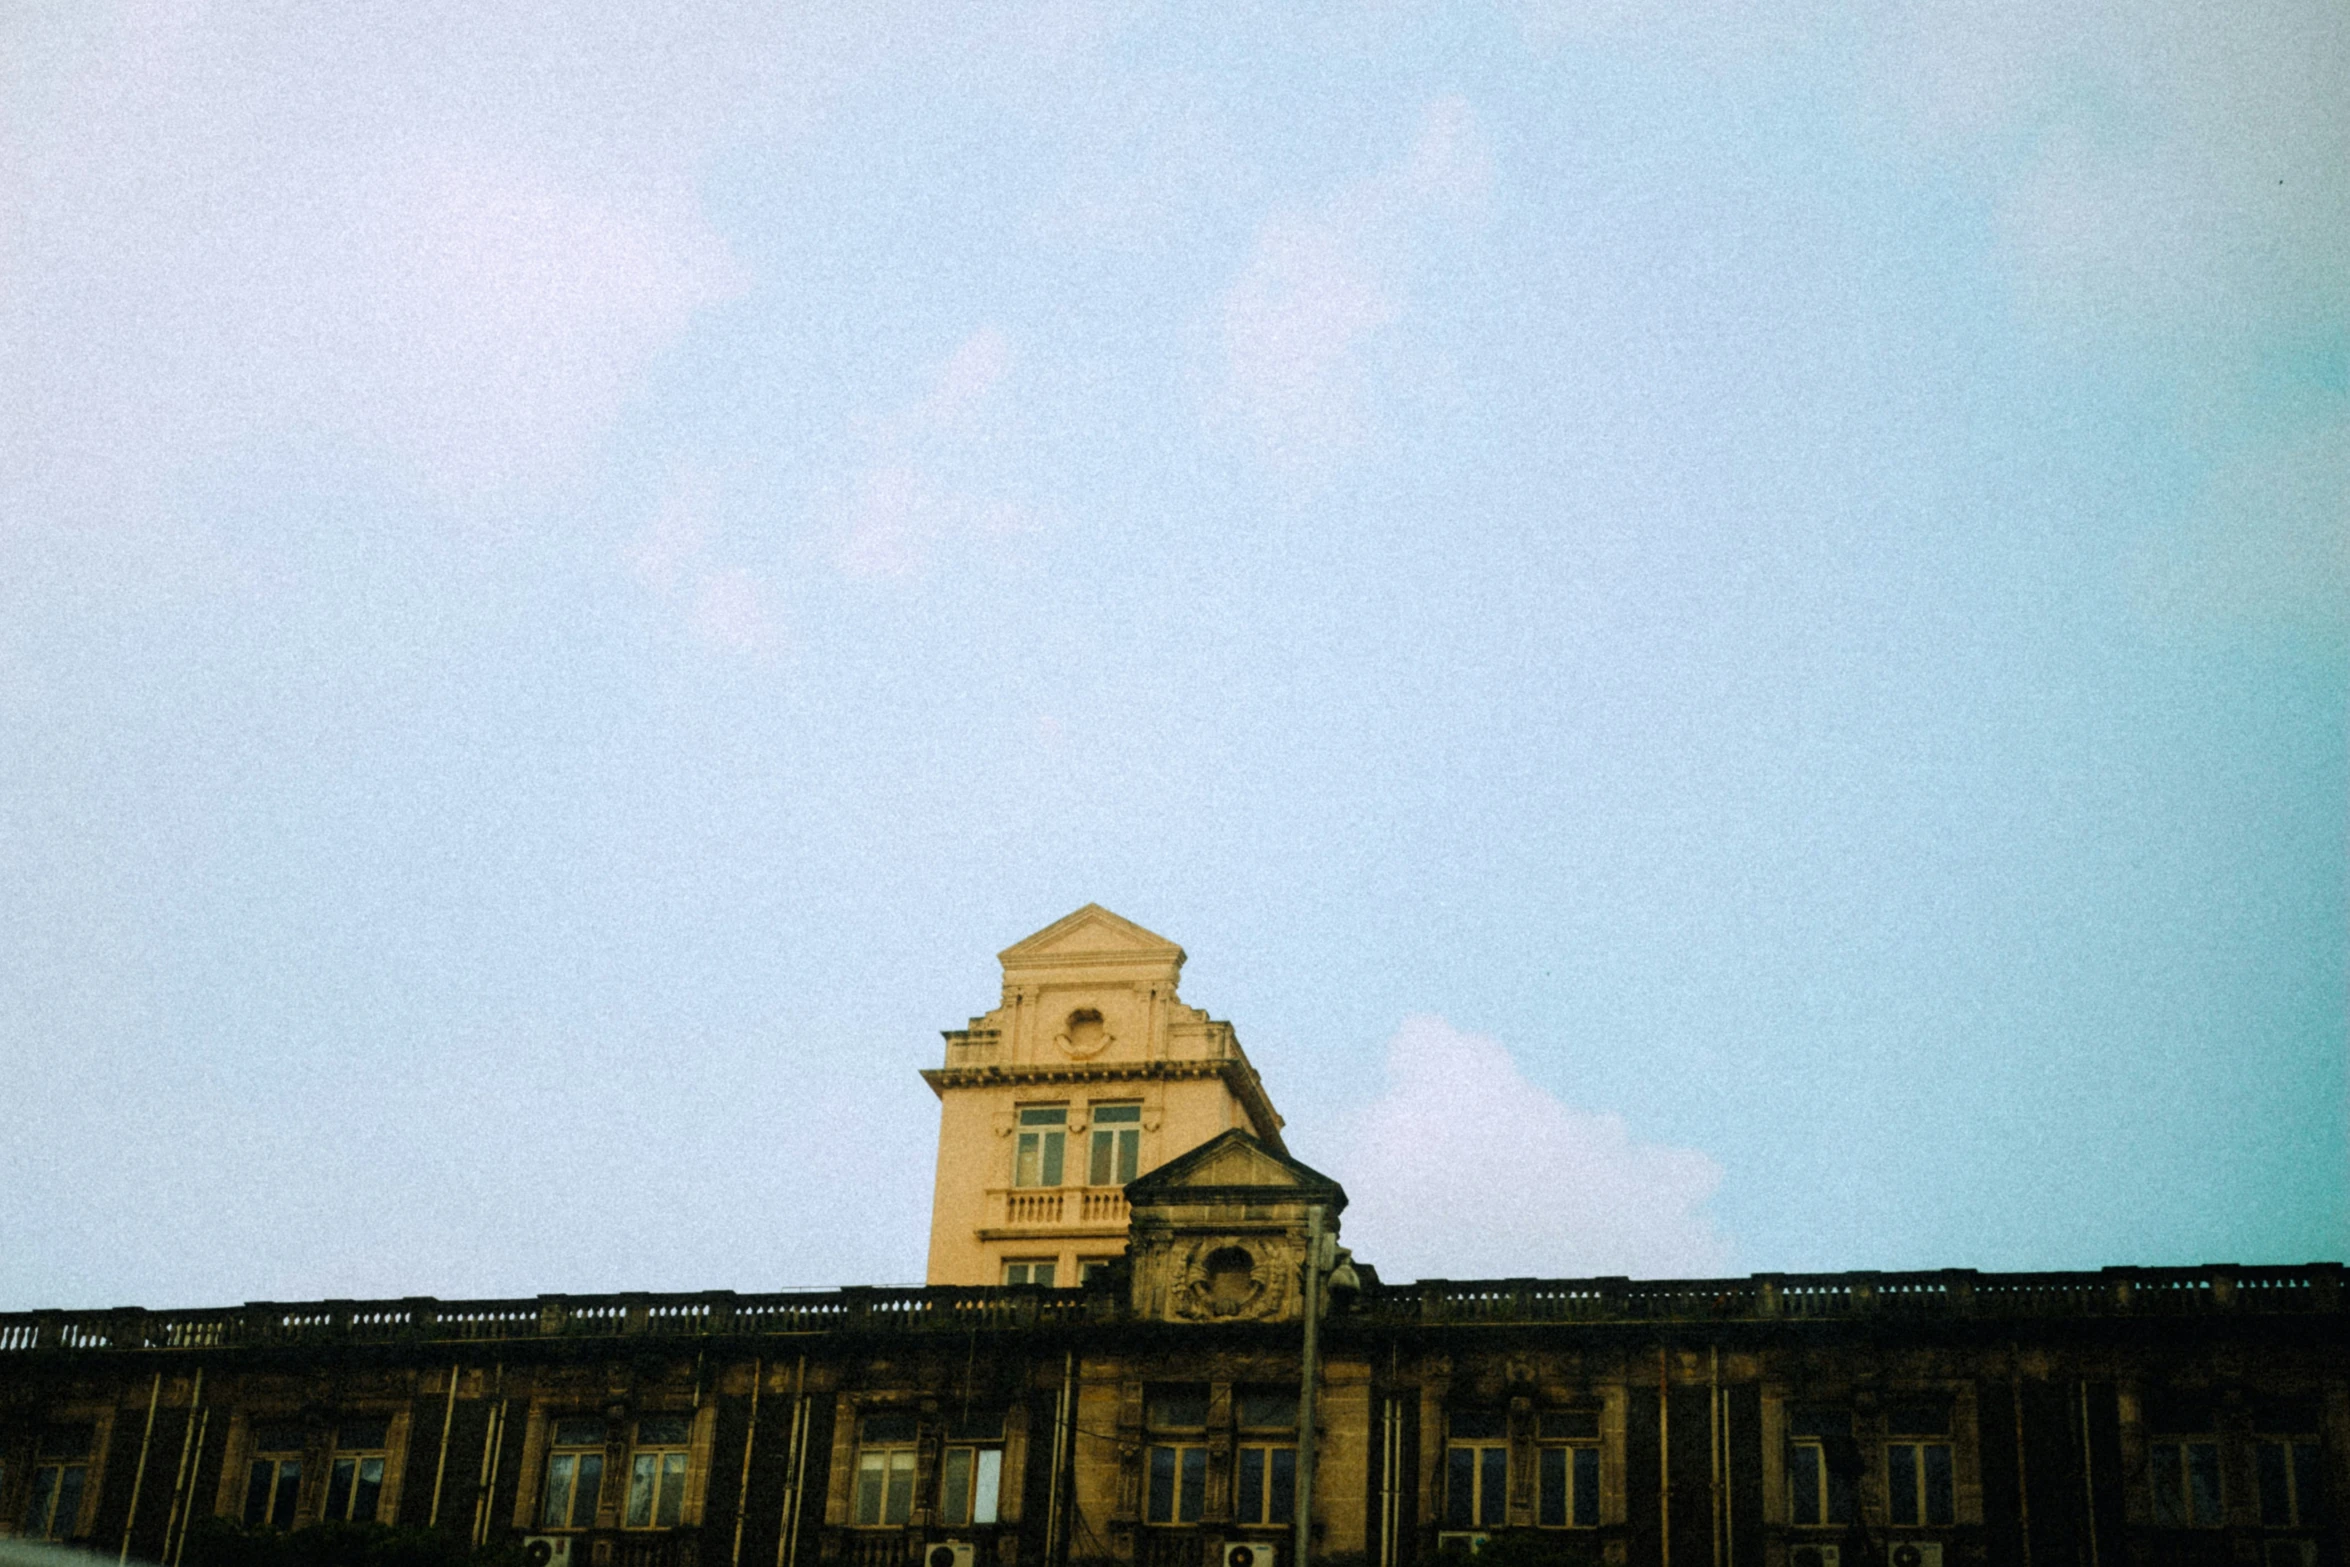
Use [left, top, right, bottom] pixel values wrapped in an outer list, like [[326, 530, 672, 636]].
[[1296, 1204, 1326, 1567], [120, 1372, 163, 1563]]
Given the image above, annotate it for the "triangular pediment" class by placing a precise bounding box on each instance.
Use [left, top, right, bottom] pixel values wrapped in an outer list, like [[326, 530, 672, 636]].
[[1127, 1129, 1346, 1211], [1000, 904, 1186, 966]]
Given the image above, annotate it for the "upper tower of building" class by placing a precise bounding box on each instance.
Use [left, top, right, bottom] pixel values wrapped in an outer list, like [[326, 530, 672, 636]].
[[921, 905, 1286, 1287]]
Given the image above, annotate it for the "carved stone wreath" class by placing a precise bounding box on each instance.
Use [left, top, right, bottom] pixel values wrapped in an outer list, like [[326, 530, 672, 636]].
[[1170, 1239, 1291, 1321]]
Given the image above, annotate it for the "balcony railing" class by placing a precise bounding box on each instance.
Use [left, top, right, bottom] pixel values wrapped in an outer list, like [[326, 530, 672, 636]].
[[0, 1264, 2336, 1355], [983, 1186, 1131, 1231]]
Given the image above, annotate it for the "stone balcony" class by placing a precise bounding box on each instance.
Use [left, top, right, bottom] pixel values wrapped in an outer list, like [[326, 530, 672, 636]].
[[978, 1184, 1131, 1239]]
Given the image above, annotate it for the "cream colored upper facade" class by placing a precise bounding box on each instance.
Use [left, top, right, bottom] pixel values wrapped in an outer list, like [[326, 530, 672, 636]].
[[921, 905, 1287, 1287]]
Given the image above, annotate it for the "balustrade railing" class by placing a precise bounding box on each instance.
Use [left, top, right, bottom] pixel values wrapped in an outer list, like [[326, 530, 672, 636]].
[[0, 1264, 2335, 1354]]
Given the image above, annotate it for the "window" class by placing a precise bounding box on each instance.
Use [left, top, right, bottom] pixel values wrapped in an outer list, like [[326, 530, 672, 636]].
[[1446, 1411, 1508, 1528], [21, 1425, 92, 1542], [1146, 1388, 1207, 1526], [1885, 1403, 1953, 1528], [853, 1413, 918, 1527], [1237, 1388, 1299, 1527], [1079, 1259, 1117, 1285], [941, 1412, 1004, 1528], [625, 1415, 691, 1529], [324, 1420, 390, 1523], [2150, 1439, 2224, 1528], [542, 1418, 607, 1529], [1787, 1409, 1855, 1527], [1015, 1107, 1067, 1187], [2258, 1440, 2324, 1527], [1004, 1260, 1056, 1287], [1538, 1410, 1600, 1529], [1089, 1104, 1142, 1185], [243, 1424, 305, 1530]]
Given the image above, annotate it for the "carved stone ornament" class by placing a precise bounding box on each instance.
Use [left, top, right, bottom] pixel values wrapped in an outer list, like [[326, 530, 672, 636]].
[[1170, 1240, 1293, 1322], [1053, 1008, 1114, 1059]]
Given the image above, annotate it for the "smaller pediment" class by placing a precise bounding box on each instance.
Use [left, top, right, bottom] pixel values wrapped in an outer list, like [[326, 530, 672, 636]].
[[1127, 1130, 1346, 1212], [1001, 904, 1186, 965]]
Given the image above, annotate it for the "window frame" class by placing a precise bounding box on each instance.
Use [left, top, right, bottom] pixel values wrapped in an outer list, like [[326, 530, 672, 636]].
[[1088, 1103, 1142, 1186], [242, 1425, 306, 1531], [851, 1413, 919, 1529], [1444, 1415, 1509, 1530], [541, 1417, 609, 1530], [2257, 1437, 2325, 1528], [1003, 1259, 1057, 1287], [2149, 1436, 2225, 1529], [1014, 1106, 1068, 1188], [21, 1427, 94, 1543], [1884, 1440, 1955, 1527], [323, 1420, 391, 1524], [623, 1415, 693, 1530], [1144, 1443, 1208, 1525]]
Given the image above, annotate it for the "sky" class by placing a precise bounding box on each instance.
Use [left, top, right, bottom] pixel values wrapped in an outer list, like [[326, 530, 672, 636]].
[[1, 0, 2343, 1310]]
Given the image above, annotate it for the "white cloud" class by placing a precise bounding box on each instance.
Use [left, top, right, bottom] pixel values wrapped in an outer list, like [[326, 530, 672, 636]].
[[1212, 96, 1489, 477], [0, 5, 765, 528], [629, 464, 783, 656], [827, 326, 1040, 579], [1332, 1015, 1733, 1281]]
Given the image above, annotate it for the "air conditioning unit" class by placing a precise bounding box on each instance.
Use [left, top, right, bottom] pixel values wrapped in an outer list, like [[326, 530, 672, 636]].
[[521, 1537, 574, 1567], [925, 1545, 975, 1567], [1222, 1543, 1278, 1567], [1435, 1533, 1490, 1556], [2266, 1543, 2318, 1567], [1890, 1545, 1943, 1567], [1788, 1548, 1840, 1567]]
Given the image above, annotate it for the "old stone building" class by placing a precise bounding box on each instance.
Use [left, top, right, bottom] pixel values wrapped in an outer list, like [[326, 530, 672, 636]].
[[2, 909, 2343, 1567]]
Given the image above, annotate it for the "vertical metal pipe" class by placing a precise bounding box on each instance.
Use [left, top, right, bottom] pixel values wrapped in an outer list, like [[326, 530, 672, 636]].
[[1708, 1349, 1721, 1567], [732, 1358, 764, 1567], [784, 1357, 811, 1567], [1659, 1347, 1672, 1567], [159, 1367, 205, 1564], [170, 1406, 209, 1567], [1046, 1349, 1075, 1565], [2078, 1381, 2100, 1567], [429, 1365, 460, 1526], [1720, 1376, 1733, 1567], [2010, 1351, 2033, 1567], [120, 1372, 164, 1562], [1296, 1204, 1325, 1567]]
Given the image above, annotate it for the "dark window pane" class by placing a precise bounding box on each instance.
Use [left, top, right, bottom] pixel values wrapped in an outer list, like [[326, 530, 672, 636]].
[[948, 1412, 1005, 1441], [861, 1413, 918, 1444], [2253, 1396, 2323, 1435], [1117, 1130, 1139, 1184], [1018, 1107, 1067, 1126], [573, 1455, 604, 1528], [1887, 1445, 1918, 1526], [338, 1421, 390, 1451], [354, 1457, 384, 1523], [26, 1467, 59, 1538], [272, 1462, 300, 1530], [2187, 1442, 2221, 1525], [1238, 1390, 1298, 1430], [1825, 1450, 1855, 1525], [1538, 1448, 1565, 1528], [626, 1453, 656, 1527], [1450, 1411, 1505, 1441], [658, 1453, 687, 1527], [1148, 1446, 1175, 1524], [544, 1455, 576, 1527], [328, 1458, 355, 1521], [554, 1418, 605, 1447], [1090, 1134, 1114, 1186], [51, 1468, 85, 1540], [1923, 1443, 1953, 1526], [1788, 1409, 1848, 1439], [1041, 1133, 1064, 1187], [1886, 1403, 1951, 1438], [1149, 1389, 1208, 1430], [2151, 1445, 2184, 1527], [1268, 1448, 1296, 1525], [1480, 1447, 1507, 1527], [1238, 1448, 1265, 1524], [1015, 1134, 1039, 1188], [2260, 1443, 2291, 1526], [2294, 1442, 2325, 1524], [254, 1426, 305, 1454], [1179, 1447, 1206, 1523], [245, 1461, 274, 1526], [1093, 1104, 1141, 1123], [944, 1448, 973, 1526], [639, 1416, 690, 1446], [1572, 1448, 1599, 1528], [854, 1456, 884, 1525], [1542, 1411, 1600, 1441], [36, 1427, 94, 1460], [1445, 1448, 1474, 1528], [1790, 1444, 1822, 1527]]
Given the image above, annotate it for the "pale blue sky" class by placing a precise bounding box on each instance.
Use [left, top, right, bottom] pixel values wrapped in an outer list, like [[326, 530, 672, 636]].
[[1, 1, 2342, 1308]]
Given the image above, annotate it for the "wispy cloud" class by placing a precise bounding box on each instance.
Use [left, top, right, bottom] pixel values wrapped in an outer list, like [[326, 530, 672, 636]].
[[630, 465, 783, 655], [827, 326, 1040, 579], [1332, 1015, 1733, 1281], [1211, 97, 1489, 478]]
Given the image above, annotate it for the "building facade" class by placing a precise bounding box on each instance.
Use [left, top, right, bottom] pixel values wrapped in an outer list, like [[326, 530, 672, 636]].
[[2, 912, 2343, 1567]]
